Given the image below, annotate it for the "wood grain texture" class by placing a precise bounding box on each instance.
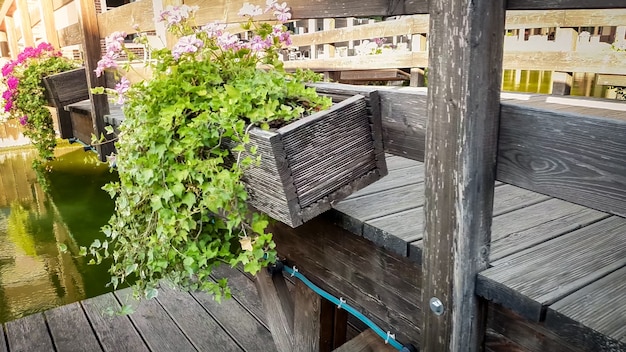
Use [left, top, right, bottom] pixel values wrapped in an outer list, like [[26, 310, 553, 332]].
[[0, 325, 6, 352], [332, 329, 397, 352], [545, 266, 626, 351], [4, 313, 54, 352], [507, 0, 626, 10], [155, 285, 240, 352], [271, 218, 422, 347], [114, 289, 196, 352], [16, 0, 33, 47], [255, 269, 294, 352], [76, 0, 113, 162], [192, 285, 278, 352], [42, 68, 89, 107], [421, 1, 505, 351], [487, 303, 586, 352], [497, 102, 626, 217], [57, 23, 82, 47], [97, 0, 154, 37], [211, 265, 268, 327], [81, 293, 149, 352], [39, 0, 59, 48], [478, 216, 626, 321], [293, 280, 321, 352], [44, 303, 103, 352]]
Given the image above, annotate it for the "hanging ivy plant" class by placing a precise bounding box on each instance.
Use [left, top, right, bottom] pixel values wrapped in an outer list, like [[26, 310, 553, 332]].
[[88, 2, 331, 301]]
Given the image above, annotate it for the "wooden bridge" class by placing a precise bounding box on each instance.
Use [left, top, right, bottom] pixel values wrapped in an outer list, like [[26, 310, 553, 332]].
[[1, 0, 626, 352]]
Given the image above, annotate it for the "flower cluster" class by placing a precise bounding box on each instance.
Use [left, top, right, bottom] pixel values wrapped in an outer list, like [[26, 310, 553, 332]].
[[89, 3, 331, 302], [0, 43, 77, 163]]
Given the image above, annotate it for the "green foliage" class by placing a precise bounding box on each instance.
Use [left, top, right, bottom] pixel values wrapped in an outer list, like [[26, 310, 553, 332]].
[[1, 43, 78, 166], [90, 4, 331, 301]]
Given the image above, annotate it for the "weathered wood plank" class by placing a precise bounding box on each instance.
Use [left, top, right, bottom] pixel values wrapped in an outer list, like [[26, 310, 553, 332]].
[[16, 0, 33, 47], [490, 198, 608, 261], [477, 216, 626, 321], [545, 266, 626, 351], [44, 303, 103, 352], [97, 1, 153, 37], [332, 329, 397, 352], [81, 293, 149, 352], [342, 164, 423, 199], [211, 265, 268, 327], [192, 287, 278, 352], [487, 304, 586, 352], [334, 183, 425, 222], [293, 280, 321, 352], [497, 102, 626, 217], [0, 323, 7, 352], [76, 0, 113, 162], [114, 289, 196, 352], [155, 285, 241, 352], [507, 0, 626, 10], [421, 1, 506, 351], [271, 218, 422, 347], [5, 313, 55, 352], [255, 269, 294, 352]]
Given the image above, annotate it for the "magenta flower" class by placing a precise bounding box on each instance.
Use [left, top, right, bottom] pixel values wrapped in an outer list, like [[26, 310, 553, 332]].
[[2, 62, 15, 77], [172, 34, 204, 59], [7, 76, 19, 90], [19, 115, 28, 126], [2, 90, 13, 101], [4, 100, 12, 112]]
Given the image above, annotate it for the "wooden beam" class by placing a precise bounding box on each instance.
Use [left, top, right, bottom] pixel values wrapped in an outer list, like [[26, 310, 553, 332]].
[[332, 329, 397, 352], [290, 15, 429, 47], [421, 1, 505, 352], [505, 9, 626, 28], [39, 0, 59, 48], [76, 0, 113, 161], [507, 0, 626, 10], [256, 269, 294, 352], [98, 0, 154, 37], [596, 74, 626, 87], [293, 280, 321, 352], [5, 16, 18, 58], [16, 0, 33, 47]]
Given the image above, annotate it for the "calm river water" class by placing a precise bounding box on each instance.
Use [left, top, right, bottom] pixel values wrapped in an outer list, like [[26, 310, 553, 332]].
[[0, 145, 117, 323]]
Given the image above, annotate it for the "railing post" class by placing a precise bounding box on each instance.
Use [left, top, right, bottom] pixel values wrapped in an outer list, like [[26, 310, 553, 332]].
[[39, 0, 59, 49], [76, 0, 114, 162], [422, 0, 506, 351], [16, 0, 34, 47]]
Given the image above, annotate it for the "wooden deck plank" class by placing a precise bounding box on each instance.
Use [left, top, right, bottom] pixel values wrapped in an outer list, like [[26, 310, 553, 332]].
[[81, 293, 149, 352], [114, 289, 197, 352], [155, 285, 242, 352], [192, 286, 278, 352], [4, 313, 54, 352], [489, 198, 608, 261], [0, 324, 7, 352], [342, 164, 424, 199], [211, 265, 268, 328], [44, 303, 103, 352], [545, 266, 626, 351], [384, 154, 422, 171], [477, 216, 626, 321]]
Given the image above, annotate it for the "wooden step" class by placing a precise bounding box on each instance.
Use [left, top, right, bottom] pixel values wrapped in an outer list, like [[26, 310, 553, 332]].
[[332, 329, 397, 352]]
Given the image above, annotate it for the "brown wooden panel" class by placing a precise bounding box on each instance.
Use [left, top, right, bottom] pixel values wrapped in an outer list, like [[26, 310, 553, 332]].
[[477, 216, 626, 321], [545, 266, 626, 352], [332, 329, 397, 352], [5, 313, 55, 352], [293, 280, 321, 351], [98, 1, 155, 37], [58, 23, 82, 47], [44, 303, 103, 352], [81, 293, 149, 352], [497, 102, 626, 217]]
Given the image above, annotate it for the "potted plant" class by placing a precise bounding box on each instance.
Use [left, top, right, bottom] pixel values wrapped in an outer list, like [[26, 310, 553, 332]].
[[0, 43, 79, 167], [89, 2, 385, 300]]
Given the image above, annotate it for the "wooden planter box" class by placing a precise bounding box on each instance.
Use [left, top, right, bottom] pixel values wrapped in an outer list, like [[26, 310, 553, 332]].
[[244, 94, 386, 227], [42, 68, 89, 139]]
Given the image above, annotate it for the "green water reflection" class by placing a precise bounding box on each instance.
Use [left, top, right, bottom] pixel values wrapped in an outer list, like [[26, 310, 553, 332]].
[[0, 147, 118, 323]]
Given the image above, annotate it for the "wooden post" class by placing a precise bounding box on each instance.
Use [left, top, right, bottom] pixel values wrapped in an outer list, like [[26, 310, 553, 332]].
[[256, 269, 294, 352], [308, 18, 316, 59], [294, 280, 321, 351], [16, 0, 34, 47], [551, 71, 572, 95], [0, 32, 9, 57], [5, 17, 19, 59], [76, 0, 114, 161], [422, 0, 505, 351], [410, 68, 425, 87], [39, 0, 60, 48]]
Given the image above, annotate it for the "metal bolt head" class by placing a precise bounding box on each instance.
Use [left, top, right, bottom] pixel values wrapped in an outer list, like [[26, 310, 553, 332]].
[[429, 297, 444, 315]]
